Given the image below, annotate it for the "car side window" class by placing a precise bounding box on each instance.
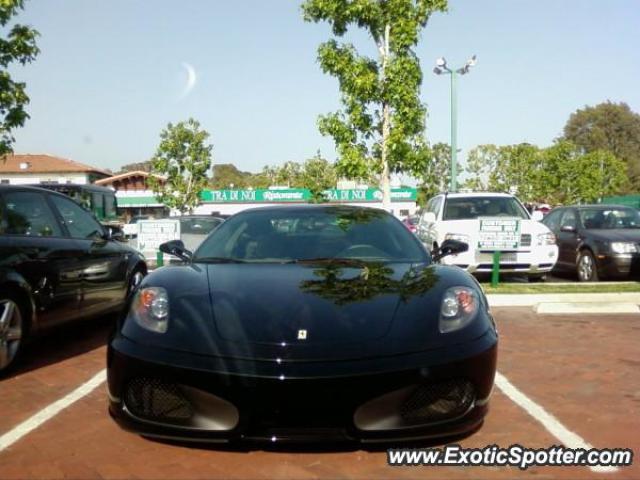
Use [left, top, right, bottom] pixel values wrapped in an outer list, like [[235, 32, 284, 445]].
[[1, 191, 63, 237], [560, 209, 577, 229], [49, 194, 104, 239], [543, 209, 562, 231], [432, 196, 443, 219]]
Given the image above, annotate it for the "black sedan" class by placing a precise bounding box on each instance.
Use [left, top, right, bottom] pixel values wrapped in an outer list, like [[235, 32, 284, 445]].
[[542, 204, 640, 281], [107, 205, 498, 443], [0, 185, 147, 373]]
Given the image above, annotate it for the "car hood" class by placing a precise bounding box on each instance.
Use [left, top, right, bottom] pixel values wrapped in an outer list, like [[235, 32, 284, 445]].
[[126, 262, 489, 362], [584, 229, 640, 243]]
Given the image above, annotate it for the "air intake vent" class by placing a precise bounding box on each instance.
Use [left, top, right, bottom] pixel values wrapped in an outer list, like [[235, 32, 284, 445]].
[[400, 379, 475, 424], [125, 378, 193, 423]]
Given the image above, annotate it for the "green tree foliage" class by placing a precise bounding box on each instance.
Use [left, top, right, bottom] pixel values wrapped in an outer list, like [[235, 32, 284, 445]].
[[416, 142, 462, 204], [463, 141, 628, 204], [148, 119, 213, 214], [302, 0, 447, 208], [0, 0, 39, 158], [118, 159, 154, 173], [209, 163, 254, 189], [562, 101, 640, 190], [300, 153, 338, 202]]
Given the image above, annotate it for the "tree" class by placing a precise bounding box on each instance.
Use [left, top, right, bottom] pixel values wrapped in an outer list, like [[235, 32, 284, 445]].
[[148, 119, 213, 214], [0, 0, 39, 158], [538, 142, 628, 204], [118, 159, 153, 173], [562, 101, 640, 190], [300, 153, 338, 202], [463, 144, 499, 191], [416, 142, 461, 204], [209, 163, 252, 189], [302, 0, 447, 209]]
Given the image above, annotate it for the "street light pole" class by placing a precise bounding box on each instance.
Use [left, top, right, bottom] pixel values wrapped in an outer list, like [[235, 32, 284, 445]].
[[434, 55, 476, 193], [450, 69, 458, 192]]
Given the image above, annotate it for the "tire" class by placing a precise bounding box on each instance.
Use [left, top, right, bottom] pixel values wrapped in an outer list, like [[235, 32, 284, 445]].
[[576, 250, 599, 282], [528, 274, 546, 283], [0, 293, 27, 374]]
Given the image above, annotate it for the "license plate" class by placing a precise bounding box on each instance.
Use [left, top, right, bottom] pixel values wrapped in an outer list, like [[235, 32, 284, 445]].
[[480, 252, 517, 263]]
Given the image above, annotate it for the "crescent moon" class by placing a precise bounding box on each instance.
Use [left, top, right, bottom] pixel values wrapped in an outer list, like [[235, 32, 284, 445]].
[[179, 62, 197, 99]]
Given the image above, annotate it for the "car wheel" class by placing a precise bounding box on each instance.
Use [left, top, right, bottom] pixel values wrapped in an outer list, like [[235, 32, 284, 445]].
[[577, 250, 599, 282], [127, 268, 146, 297], [0, 295, 26, 374], [528, 274, 546, 282]]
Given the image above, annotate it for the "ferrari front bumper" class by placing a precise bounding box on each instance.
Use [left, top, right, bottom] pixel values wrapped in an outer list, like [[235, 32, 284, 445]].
[[107, 330, 497, 444]]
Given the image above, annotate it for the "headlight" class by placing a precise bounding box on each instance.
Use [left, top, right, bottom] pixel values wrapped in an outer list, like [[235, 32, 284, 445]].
[[439, 286, 479, 333], [444, 233, 470, 243], [611, 242, 638, 254], [131, 287, 169, 333], [537, 232, 556, 246]]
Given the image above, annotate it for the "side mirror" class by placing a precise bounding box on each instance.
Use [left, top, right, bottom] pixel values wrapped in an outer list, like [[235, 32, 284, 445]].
[[159, 239, 192, 262], [105, 226, 125, 242], [433, 239, 469, 262], [560, 225, 576, 233], [423, 212, 436, 223], [531, 211, 544, 222]]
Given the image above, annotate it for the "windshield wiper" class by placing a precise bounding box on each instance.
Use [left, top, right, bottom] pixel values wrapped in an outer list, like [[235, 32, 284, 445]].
[[194, 256, 248, 264]]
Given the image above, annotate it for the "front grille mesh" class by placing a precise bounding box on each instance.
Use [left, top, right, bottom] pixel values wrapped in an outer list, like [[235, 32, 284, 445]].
[[400, 380, 475, 424], [125, 378, 193, 422], [520, 234, 532, 247]]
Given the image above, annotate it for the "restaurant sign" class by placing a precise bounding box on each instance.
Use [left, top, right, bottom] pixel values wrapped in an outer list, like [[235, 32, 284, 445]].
[[199, 188, 417, 203]]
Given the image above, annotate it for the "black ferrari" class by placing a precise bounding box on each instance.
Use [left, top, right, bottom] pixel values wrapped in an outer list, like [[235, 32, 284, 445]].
[[107, 205, 497, 443]]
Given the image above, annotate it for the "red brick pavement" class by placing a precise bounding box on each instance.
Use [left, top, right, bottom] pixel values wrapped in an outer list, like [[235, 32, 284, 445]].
[[0, 308, 637, 479]]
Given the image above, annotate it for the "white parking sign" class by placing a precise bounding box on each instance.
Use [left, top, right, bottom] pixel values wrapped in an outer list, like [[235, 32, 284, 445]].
[[136, 219, 181, 258], [478, 218, 521, 250]]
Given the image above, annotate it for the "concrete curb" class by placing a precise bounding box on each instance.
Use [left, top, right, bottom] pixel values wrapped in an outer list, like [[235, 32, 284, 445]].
[[487, 292, 640, 314]]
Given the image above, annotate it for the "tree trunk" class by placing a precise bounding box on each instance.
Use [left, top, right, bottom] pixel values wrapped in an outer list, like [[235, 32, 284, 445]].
[[379, 24, 392, 211]]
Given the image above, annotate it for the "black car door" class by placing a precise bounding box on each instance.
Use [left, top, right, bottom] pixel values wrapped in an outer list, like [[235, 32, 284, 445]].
[[557, 209, 580, 267], [0, 190, 83, 328], [48, 194, 128, 317]]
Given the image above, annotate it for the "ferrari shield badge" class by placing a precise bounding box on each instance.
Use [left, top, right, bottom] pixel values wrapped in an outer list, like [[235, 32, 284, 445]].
[[297, 329, 308, 340]]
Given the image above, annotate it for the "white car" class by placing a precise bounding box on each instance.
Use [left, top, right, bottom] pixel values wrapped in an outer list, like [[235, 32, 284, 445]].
[[417, 192, 558, 280]]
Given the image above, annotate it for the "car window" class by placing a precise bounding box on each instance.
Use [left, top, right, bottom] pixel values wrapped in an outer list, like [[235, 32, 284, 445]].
[[194, 208, 427, 263], [179, 217, 222, 234], [542, 209, 562, 231], [1, 191, 63, 237], [432, 196, 443, 218], [579, 207, 640, 229], [560, 209, 577, 229], [443, 196, 529, 220], [49, 194, 104, 239]]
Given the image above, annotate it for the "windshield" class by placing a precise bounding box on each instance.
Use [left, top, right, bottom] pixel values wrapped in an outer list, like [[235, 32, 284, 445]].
[[179, 217, 221, 234], [194, 207, 428, 263], [443, 196, 529, 220], [579, 208, 640, 229]]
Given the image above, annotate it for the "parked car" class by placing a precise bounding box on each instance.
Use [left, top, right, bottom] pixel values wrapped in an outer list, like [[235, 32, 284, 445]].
[[0, 185, 147, 373], [108, 205, 497, 443], [122, 215, 149, 239], [402, 214, 419, 234], [542, 204, 640, 281], [416, 192, 558, 281], [170, 215, 224, 252]]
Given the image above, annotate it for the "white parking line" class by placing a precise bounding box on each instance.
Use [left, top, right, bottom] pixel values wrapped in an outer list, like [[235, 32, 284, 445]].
[[495, 371, 618, 473], [0, 369, 106, 453]]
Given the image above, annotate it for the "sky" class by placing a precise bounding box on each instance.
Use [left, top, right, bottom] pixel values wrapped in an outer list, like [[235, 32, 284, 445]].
[[9, 0, 640, 176]]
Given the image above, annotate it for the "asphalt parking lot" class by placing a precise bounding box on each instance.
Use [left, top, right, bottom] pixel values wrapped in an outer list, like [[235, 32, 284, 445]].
[[0, 307, 638, 479]]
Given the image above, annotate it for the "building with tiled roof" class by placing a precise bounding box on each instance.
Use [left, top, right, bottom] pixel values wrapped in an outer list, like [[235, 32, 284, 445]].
[[0, 154, 111, 185]]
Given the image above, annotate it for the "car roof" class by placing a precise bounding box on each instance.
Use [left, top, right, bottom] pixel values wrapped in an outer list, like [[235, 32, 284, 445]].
[[440, 192, 514, 198], [233, 204, 390, 214], [0, 184, 75, 199], [558, 204, 633, 210]]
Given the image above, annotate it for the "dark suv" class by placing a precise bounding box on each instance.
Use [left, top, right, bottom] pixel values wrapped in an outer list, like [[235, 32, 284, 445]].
[[0, 185, 147, 373]]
